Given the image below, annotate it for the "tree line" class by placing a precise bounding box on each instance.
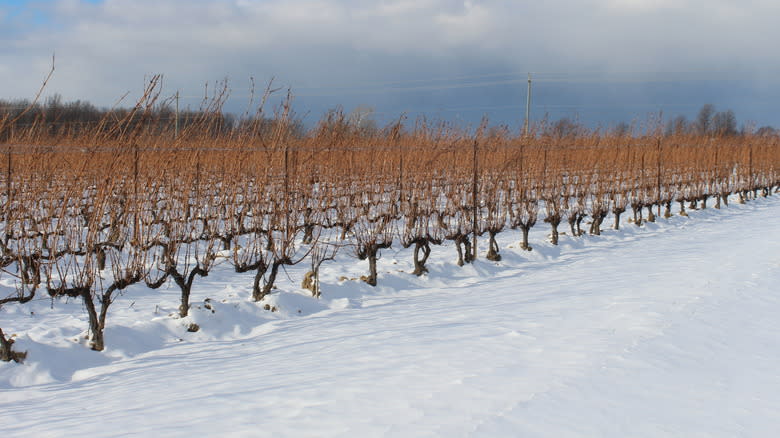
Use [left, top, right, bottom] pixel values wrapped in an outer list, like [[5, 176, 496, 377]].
[[5, 93, 776, 143], [0, 94, 305, 141]]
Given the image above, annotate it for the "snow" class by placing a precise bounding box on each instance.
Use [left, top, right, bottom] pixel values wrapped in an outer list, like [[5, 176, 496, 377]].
[[2, 195, 780, 437]]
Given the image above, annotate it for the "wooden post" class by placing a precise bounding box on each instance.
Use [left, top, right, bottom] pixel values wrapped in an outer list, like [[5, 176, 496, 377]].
[[132, 142, 139, 244], [472, 139, 478, 261], [656, 138, 662, 217], [5, 143, 11, 222], [748, 144, 753, 190], [175, 91, 179, 139], [284, 143, 290, 233]]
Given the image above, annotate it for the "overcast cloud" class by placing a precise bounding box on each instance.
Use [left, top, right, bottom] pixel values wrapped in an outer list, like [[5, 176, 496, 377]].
[[2, 0, 779, 127]]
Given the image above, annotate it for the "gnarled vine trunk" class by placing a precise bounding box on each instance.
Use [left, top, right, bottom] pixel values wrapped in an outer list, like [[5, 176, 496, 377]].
[[485, 230, 502, 260], [412, 240, 432, 275], [0, 327, 26, 363], [453, 234, 473, 267]]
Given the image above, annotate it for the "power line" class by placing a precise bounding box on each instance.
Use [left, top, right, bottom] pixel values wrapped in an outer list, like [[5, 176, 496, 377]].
[[226, 69, 747, 92], [167, 72, 755, 103]]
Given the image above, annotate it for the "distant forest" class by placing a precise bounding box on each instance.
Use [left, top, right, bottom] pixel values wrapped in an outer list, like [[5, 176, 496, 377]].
[[1, 94, 778, 142], [0, 93, 305, 142]]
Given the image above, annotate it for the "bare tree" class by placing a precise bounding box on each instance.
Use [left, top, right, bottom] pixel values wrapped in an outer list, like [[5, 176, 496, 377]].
[[712, 110, 738, 137], [695, 104, 716, 136], [666, 115, 690, 136], [348, 105, 379, 136], [546, 117, 581, 139], [613, 121, 632, 138]]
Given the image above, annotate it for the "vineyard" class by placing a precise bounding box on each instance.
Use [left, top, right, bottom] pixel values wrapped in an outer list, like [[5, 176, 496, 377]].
[[1, 81, 779, 360]]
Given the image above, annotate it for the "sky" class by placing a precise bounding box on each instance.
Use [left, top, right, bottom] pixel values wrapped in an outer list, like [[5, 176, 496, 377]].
[[2, 0, 779, 130]]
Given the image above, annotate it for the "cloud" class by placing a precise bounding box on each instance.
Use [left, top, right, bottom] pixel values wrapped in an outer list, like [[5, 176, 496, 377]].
[[1, 0, 779, 126], [604, 0, 682, 12]]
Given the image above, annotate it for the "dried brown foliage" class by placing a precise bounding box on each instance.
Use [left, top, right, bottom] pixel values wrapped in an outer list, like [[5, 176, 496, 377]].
[[1, 80, 779, 353]]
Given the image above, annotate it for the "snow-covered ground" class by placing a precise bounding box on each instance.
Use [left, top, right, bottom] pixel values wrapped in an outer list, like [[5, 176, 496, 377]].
[[2, 195, 779, 437]]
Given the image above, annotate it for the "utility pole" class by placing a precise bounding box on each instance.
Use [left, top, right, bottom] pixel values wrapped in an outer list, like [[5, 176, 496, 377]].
[[175, 90, 180, 139], [524, 73, 532, 136]]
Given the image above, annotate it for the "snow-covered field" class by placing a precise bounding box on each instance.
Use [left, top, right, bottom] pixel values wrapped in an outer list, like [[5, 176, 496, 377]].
[[2, 195, 779, 437]]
